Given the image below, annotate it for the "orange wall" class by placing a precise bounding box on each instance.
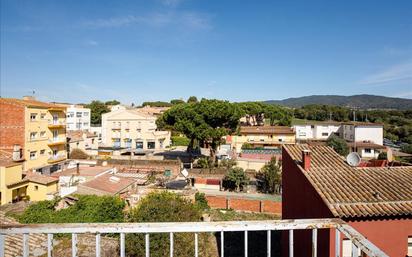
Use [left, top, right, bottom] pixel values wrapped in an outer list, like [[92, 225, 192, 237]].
[[348, 218, 412, 257]]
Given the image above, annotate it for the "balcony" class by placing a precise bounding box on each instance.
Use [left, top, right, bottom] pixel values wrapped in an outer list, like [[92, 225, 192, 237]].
[[47, 154, 66, 164], [47, 138, 66, 146], [0, 218, 388, 257], [48, 120, 65, 129]]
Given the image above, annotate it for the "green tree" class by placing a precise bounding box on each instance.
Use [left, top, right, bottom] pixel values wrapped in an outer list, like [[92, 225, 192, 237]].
[[326, 135, 349, 156], [85, 100, 110, 125], [401, 144, 412, 154], [105, 100, 120, 106], [142, 101, 172, 107], [126, 192, 204, 257], [157, 99, 242, 162], [259, 157, 282, 194], [224, 167, 249, 192], [187, 96, 198, 103], [194, 192, 210, 210], [170, 99, 185, 105]]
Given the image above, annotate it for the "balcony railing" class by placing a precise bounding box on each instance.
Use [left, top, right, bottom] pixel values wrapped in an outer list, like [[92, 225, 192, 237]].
[[0, 218, 388, 257], [48, 120, 65, 128], [47, 138, 66, 146], [47, 154, 66, 163]]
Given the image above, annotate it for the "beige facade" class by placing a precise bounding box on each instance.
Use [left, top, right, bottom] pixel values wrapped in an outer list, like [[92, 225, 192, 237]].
[[230, 126, 296, 153], [0, 98, 67, 172], [101, 109, 171, 151]]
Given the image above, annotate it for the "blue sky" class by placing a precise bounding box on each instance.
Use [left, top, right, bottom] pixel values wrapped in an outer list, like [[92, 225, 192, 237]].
[[1, 0, 411, 104]]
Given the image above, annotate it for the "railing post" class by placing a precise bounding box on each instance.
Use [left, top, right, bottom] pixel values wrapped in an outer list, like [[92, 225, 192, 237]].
[[195, 233, 199, 257], [220, 231, 224, 257], [96, 233, 101, 257], [47, 233, 53, 257], [351, 243, 358, 257], [267, 230, 271, 257], [72, 233, 77, 257], [312, 229, 317, 257], [335, 229, 340, 257], [23, 233, 29, 257], [145, 233, 150, 257], [120, 233, 125, 257], [289, 230, 294, 257]]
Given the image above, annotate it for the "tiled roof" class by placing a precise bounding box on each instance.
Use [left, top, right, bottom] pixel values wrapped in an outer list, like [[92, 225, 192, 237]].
[[0, 98, 66, 109], [240, 126, 295, 135], [341, 121, 384, 127], [51, 166, 113, 177], [0, 150, 23, 167], [79, 174, 136, 194], [347, 142, 386, 149], [67, 130, 97, 142], [284, 144, 412, 218]]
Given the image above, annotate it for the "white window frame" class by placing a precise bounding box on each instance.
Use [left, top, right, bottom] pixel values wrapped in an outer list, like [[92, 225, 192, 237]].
[[30, 151, 37, 160]]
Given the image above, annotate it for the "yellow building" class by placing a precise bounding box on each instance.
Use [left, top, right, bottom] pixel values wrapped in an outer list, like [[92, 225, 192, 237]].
[[230, 126, 296, 153], [0, 97, 67, 174], [0, 150, 58, 205]]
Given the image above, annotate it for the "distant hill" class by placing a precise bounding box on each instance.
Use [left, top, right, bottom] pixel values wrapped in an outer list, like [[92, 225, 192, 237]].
[[265, 94, 412, 110]]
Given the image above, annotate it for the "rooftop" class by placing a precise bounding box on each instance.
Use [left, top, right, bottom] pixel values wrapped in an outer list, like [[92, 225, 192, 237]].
[[78, 174, 136, 195], [0, 98, 66, 110], [284, 144, 412, 218], [50, 166, 114, 178], [240, 126, 295, 135], [67, 130, 97, 143], [0, 150, 23, 167]]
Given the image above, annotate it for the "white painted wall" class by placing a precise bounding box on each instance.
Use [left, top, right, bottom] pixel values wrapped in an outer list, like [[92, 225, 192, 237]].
[[354, 126, 383, 145], [294, 124, 339, 140], [66, 105, 91, 131]]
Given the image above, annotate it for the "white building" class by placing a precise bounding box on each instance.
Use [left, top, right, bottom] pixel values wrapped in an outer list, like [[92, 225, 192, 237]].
[[293, 121, 341, 141], [101, 109, 171, 151], [342, 122, 383, 145], [66, 105, 91, 131]]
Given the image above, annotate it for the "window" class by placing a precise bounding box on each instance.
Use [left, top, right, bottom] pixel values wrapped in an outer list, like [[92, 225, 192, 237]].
[[30, 132, 37, 140], [311, 125, 315, 129], [40, 113, 46, 119], [364, 148, 372, 153], [34, 185, 38, 191], [67, 112, 74, 118], [30, 151, 37, 160], [83, 112, 89, 116], [147, 141, 155, 149], [40, 149, 46, 155], [40, 131, 46, 137], [278, 138, 283, 142], [76, 112, 82, 117], [30, 113, 37, 121], [83, 122, 89, 127], [408, 236, 412, 256], [322, 132, 329, 137], [136, 141, 143, 149]]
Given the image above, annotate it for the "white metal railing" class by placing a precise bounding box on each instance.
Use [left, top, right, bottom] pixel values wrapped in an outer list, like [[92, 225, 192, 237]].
[[0, 218, 388, 257], [48, 154, 66, 162]]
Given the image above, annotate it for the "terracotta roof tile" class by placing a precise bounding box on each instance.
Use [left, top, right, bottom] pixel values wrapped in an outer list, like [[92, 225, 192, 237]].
[[0, 98, 66, 109], [78, 174, 136, 194], [284, 144, 412, 218], [240, 126, 295, 135]]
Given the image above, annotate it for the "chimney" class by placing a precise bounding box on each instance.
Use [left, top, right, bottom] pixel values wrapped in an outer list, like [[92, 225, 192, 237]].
[[302, 150, 311, 171]]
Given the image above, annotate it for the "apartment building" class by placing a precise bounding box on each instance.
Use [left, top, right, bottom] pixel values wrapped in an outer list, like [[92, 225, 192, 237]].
[[293, 120, 341, 141], [0, 150, 58, 205], [66, 105, 91, 131], [0, 97, 67, 173], [101, 109, 171, 151], [229, 126, 295, 153], [282, 144, 412, 257]]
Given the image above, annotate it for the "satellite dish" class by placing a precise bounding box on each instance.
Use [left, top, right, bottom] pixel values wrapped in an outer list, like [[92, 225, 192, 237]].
[[346, 152, 361, 167], [181, 168, 189, 178]]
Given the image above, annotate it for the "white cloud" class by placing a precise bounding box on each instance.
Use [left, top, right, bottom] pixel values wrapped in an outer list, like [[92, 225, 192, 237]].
[[359, 61, 412, 85], [84, 40, 98, 46], [82, 12, 211, 30]]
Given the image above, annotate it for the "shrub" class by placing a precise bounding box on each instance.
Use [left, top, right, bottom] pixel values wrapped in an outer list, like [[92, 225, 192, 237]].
[[196, 157, 212, 169], [241, 143, 253, 149], [377, 152, 387, 160], [126, 192, 205, 257], [69, 148, 89, 159], [171, 136, 190, 146], [258, 157, 281, 194], [326, 135, 349, 156], [218, 159, 237, 169], [223, 167, 249, 192], [18, 195, 125, 224], [195, 192, 210, 210]]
